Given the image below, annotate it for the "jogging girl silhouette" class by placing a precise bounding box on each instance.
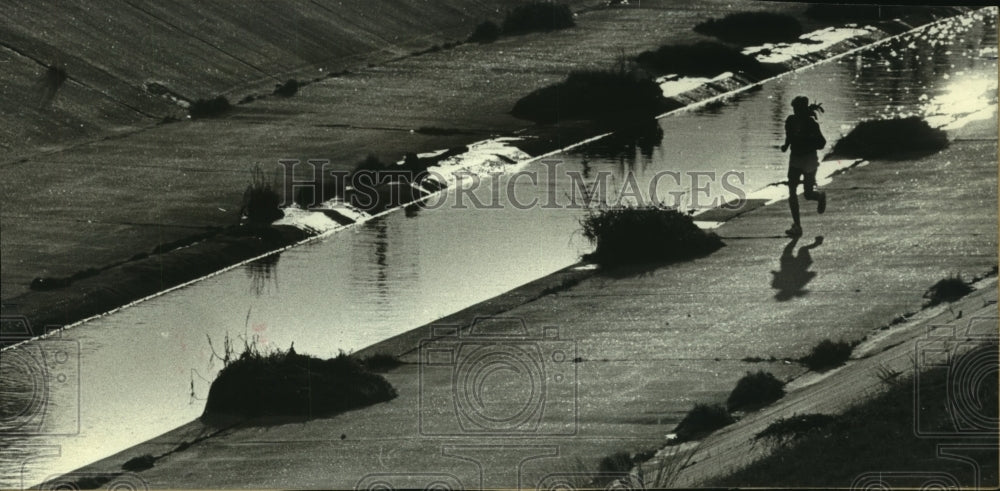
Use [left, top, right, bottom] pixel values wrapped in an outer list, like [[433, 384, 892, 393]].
[[781, 95, 827, 237]]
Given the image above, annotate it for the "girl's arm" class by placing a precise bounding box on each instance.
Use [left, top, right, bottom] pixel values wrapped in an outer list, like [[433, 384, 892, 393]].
[[781, 116, 792, 152]]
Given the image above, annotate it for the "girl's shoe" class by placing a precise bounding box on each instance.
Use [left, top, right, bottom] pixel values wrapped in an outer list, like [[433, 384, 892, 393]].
[[785, 224, 803, 237]]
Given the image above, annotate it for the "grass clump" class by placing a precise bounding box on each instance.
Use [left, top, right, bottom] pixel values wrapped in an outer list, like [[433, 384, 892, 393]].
[[204, 341, 397, 419], [580, 206, 724, 267], [674, 403, 734, 442], [923, 274, 973, 306], [800, 339, 853, 372], [468, 20, 501, 43], [635, 41, 770, 78], [512, 63, 667, 124], [188, 95, 231, 119], [468, 2, 573, 44], [830, 117, 948, 160], [502, 2, 575, 35], [726, 371, 785, 412], [273, 79, 300, 97], [694, 12, 803, 45], [241, 165, 283, 225]]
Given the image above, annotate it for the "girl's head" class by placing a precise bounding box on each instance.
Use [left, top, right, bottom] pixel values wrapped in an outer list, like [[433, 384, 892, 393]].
[[792, 95, 823, 119], [791, 96, 810, 116]]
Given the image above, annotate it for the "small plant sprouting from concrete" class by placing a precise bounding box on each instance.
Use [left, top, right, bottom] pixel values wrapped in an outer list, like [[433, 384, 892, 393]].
[[188, 95, 232, 119], [579, 206, 724, 267], [673, 403, 734, 442], [241, 165, 283, 225], [923, 274, 974, 307], [800, 339, 853, 372], [726, 371, 786, 412], [272, 79, 300, 97], [468, 20, 501, 43]]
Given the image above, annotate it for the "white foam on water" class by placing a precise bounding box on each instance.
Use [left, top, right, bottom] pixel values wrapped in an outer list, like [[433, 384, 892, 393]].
[[745, 26, 878, 64], [316, 199, 370, 222], [693, 220, 725, 230], [395, 148, 449, 164], [274, 137, 532, 231], [656, 72, 733, 98], [272, 206, 343, 234], [424, 137, 533, 185]]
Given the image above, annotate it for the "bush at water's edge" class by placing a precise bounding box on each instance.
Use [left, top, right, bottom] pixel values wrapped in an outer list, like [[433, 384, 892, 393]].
[[204, 348, 397, 420]]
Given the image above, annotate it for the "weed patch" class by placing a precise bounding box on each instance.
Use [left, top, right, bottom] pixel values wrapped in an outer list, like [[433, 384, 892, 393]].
[[241, 165, 283, 225], [502, 2, 575, 35], [830, 117, 948, 160], [579, 206, 724, 267], [273, 79, 300, 97], [694, 12, 803, 45], [800, 339, 853, 372], [468, 20, 501, 43], [923, 274, 974, 306], [673, 403, 734, 442], [727, 371, 785, 412], [204, 341, 397, 419], [512, 66, 667, 124], [636, 42, 771, 78], [188, 96, 232, 119]]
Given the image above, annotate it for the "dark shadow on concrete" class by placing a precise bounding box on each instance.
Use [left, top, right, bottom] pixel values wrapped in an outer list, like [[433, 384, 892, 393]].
[[771, 236, 823, 301]]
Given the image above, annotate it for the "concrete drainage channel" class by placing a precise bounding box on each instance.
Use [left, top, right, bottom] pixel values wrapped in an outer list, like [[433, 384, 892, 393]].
[[3, 5, 996, 490]]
